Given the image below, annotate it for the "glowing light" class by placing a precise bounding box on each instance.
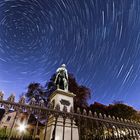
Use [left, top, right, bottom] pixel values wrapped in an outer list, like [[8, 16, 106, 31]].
[[18, 123, 27, 133]]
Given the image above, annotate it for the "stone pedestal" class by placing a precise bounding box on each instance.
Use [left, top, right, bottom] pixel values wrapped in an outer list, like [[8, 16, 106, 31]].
[[46, 89, 79, 140]]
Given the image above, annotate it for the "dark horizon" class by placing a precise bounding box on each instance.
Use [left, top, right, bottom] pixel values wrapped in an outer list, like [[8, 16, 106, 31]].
[[0, 0, 140, 110]]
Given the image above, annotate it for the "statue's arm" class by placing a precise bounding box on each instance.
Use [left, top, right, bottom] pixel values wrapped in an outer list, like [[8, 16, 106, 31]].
[[65, 70, 68, 80], [54, 73, 59, 84], [56, 68, 60, 73]]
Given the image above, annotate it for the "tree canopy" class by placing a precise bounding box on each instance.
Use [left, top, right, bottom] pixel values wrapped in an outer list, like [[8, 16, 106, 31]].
[[68, 73, 91, 108], [107, 103, 137, 119], [90, 102, 139, 121], [25, 82, 47, 104]]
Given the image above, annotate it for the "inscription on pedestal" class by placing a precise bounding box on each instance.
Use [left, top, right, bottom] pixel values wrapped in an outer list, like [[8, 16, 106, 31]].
[[60, 99, 70, 106]]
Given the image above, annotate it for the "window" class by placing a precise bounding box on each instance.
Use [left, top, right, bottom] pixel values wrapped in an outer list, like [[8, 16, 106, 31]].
[[6, 116, 11, 121]]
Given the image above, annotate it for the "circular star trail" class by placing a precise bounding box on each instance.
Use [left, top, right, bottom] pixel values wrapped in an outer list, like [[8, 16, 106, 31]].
[[0, 0, 140, 109]]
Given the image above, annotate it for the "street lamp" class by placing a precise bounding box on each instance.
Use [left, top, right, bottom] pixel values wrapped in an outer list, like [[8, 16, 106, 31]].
[[17, 122, 27, 140], [18, 123, 27, 133]]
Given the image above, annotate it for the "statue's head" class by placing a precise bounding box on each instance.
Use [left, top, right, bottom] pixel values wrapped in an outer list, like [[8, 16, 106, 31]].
[[61, 64, 66, 68]]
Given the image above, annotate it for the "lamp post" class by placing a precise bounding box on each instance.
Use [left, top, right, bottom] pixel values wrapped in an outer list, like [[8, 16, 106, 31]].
[[18, 122, 27, 140]]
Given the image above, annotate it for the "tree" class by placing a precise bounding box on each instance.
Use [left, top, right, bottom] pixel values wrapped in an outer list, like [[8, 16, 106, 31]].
[[45, 74, 57, 97], [107, 103, 137, 119], [89, 102, 107, 115], [68, 73, 91, 109], [132, 112, 140, 122], [89, 102, 139, 121], [25, 82, 47, 105]]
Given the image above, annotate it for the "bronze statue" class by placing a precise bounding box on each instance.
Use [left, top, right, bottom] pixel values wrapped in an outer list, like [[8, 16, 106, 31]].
[[54, 64, 68, 91]]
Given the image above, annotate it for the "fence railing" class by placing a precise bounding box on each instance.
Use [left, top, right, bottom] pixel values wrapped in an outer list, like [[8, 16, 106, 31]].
[[0, 94, 140, 140]]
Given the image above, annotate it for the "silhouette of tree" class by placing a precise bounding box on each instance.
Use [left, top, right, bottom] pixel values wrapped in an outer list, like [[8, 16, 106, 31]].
[[89, 102, 107, 115], [68, 73, 91, 109], [25, 82, 47, 105], [90, 101, 139, 120], [107, 103, 137, 119], [45, 74, 57, 97]]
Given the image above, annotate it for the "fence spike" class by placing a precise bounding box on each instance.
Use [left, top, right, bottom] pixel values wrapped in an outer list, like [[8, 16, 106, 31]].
[[103, 114, 107, 119], [83, 109, 87, 116], [76, 107, 81, 114], [112, 116, 116, 120], [70, 107, 74, 113], [99, 113, 103, 118], [94, 112, 98, 117], [88, 110, 92, 117], [131, 120, 135, 124], [130, 119, 134, 124], [29, 97, 36, 105], [133, 120, 137, 124], [120, 118, 124, 122], [124, 119, 127, 123], [40, 99, 44, 103], [127, 119, 130, 123], [63, 105, 67, 112], [19, 96, 25, 104], [0, 91, 4, 101], [39, 99, 44, 107], [108, 115, 112, 120], [116, 117, 120, 121], [7, 94, 15, 102], [55, 104, 60, 111]]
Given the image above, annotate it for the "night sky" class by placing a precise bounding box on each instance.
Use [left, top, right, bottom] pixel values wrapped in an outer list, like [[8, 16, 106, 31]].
[[0, 0, 140, 110]]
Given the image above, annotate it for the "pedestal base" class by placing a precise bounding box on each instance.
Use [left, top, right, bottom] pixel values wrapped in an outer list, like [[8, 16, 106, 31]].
[[46, 116, 79, 140], [45, 89, 79, 140]]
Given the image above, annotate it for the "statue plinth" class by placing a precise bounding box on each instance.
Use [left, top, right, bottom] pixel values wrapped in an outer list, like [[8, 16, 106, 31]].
[[45, 89, 79, 140], [49, 89, 75, 112]]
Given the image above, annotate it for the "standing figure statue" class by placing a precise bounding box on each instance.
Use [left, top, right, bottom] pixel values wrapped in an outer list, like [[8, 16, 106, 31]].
[[54, 64, 68, 91]]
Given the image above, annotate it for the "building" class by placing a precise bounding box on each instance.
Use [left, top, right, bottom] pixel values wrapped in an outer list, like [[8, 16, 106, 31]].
[[0, 111, 44, 139]]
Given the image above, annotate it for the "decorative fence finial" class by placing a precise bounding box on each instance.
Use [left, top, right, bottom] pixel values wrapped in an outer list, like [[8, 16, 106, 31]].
[[112, 116, 116, 120], [108, 115, 112, 120], [7, 94, 15, 102], [88, 110, 92, 117], [70, 107, 74, 113], [55, 104, 60, 111], [30, 97, 36, 105], [83, 109, 87, 116], [63, 105, 67, 112], [99, 113, 103, 118], [0, 91, 4, 101], [39, 99, 44, 107], [103, 114, 107, 119], [19, 96, 26, 104], [76, 107, 81, 114], [94, 112, 98, 118]]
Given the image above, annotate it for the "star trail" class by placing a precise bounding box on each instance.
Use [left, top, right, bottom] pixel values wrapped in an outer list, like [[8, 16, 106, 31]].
[[0, 0, 140, 109]]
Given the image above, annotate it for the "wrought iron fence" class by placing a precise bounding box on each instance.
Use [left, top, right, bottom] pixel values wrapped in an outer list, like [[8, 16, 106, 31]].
[[0, 93, 140, 140]]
